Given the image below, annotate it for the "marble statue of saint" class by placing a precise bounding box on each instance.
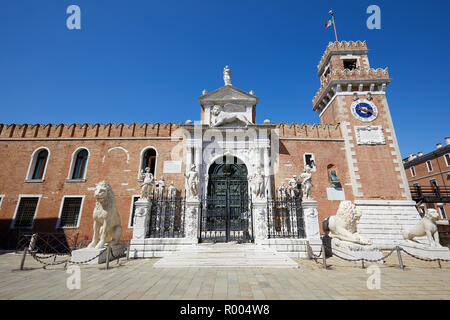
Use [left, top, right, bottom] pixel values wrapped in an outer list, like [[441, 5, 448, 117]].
[[167, 181, 177, 200], [156, 176, 166, 199], [251, 168, 264, 199], [223, 65, 231, 86], [329, 169, 341, 189], [139, 167, 154, 200], [278, 183, 288, 201], [184, 164, 199, 200], [288, 175, 299, 199], [300, 165, 313, 201]]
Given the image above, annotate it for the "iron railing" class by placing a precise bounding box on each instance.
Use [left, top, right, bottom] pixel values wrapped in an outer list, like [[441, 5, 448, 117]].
[[15, 232, 85, 254], [267, 198, 305, 238], [147, 197, 185, 238], [410, 185, 450, 203]]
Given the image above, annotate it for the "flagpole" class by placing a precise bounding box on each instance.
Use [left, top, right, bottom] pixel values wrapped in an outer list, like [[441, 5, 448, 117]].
[[330, 10, 338, 42]]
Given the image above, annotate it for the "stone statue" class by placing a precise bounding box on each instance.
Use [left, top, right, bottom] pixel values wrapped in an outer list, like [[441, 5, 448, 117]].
[[288, 176, 299, 199], [402, 209, 442, 247], [322, 201, 372, 245], [87, 181, 122, 249], [156, 176, 166, 199], [278, 183, 287, 201], [223, 65, 231, 86], [139, 167, 154, 200], [251, 168, 264, 199], [329, 169, 341, 189], [167, 181, 177, 200], [300, 165, 313, 201], [184, 164, 199, 200], [211, 104, 251, 127]]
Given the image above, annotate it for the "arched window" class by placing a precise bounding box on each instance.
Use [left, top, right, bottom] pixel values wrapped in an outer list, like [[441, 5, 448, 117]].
[[141, 148, 157, 175], [71, 149, 89, 179], [26, 148, 50, 181], [32, 150, 48, 180]]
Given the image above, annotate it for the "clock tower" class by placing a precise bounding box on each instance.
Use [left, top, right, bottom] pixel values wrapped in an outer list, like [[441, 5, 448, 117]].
[[312, 41, 420, 247]]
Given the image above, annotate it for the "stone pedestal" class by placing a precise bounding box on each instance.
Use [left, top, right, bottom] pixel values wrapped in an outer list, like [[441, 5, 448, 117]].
[[326, 188, 345, 201], [399, 240, 450, 260], [71, 244, 126, 265], [253, 200, 268, 244], [302, 200, 322, 252], [324, 236, 383, 265], [184, 200, 200, 242], [132, 199, 152, 240]]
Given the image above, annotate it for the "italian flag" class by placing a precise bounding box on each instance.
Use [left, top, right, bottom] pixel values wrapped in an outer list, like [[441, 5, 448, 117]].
[[325, 17, 334, 28]]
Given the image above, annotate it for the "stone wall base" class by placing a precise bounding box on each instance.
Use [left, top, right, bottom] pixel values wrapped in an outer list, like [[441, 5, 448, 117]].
[[129, 238, 198, 258]]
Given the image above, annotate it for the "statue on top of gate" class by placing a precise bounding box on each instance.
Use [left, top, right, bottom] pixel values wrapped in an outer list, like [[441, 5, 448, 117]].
[[139, 167, 154, 201], [300, 165, 313, 201], [288, 175, 300, 199], [278, 182, 288, 201], [156, 176, 166, 199], [251, 167, 265, 200], [167, 181, 177, 200]]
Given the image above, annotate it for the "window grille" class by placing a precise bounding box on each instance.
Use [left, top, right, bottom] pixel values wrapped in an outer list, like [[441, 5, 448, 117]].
[[14, 197, 39, 228], [59, 197, 82, 228]]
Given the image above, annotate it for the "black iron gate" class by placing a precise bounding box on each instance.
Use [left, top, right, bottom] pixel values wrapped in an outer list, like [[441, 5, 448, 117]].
[[267, 198, 305, 238], [200, 156, 253, 243]]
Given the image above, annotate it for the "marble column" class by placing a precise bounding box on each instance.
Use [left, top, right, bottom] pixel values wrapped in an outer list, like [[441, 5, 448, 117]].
[[302, 199, 322, 256], [129, 199, 152, 258], [263, 146, 272, 198]]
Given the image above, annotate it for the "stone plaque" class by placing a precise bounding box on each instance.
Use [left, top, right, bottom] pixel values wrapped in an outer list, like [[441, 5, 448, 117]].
[[355, 126, 385, 145], [163, 161, 182, 173]]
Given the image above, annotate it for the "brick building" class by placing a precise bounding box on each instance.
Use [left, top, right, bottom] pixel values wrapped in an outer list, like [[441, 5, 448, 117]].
[[0, 41, 426, 255], [403, 138, 450, 245]]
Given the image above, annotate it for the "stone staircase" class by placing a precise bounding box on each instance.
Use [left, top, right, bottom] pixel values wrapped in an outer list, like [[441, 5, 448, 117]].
[[152, 243, 299, 268], [356, 200, 428, 249]]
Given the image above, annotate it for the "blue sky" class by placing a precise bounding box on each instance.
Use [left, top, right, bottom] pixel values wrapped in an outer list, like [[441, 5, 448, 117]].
[[1, 0, 449, 158]]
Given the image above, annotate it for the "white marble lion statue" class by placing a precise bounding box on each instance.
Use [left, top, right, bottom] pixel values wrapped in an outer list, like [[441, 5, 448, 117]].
[[87, 181, 122, 249], [402, 208, 441, 247], [323, 201, 372, 245], [211, 104, 251, 127]]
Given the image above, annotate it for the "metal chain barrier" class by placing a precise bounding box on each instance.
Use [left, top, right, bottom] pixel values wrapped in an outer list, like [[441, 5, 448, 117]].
[[321, 242, 397, 263], [399, 247, 450, 263], [29, 247, 108, 267]]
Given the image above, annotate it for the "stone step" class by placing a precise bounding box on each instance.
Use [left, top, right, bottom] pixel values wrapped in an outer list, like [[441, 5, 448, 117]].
[[153, 243, 299, 268]]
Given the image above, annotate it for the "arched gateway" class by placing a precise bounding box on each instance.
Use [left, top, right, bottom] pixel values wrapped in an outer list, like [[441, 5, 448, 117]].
[[201, 156, 253, 243]]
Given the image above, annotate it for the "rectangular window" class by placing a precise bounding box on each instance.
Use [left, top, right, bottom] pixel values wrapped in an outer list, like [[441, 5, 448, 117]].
[[410, 166, 416, 177], [445, 153, 450, 167], [129, 196, 140, 227], [303, 153, 316, 172], [438, 206, 447, 220], [343, 59, 357, 70], [13, 197, 39, 228], [59, 197, 83, 228], [426, 160, 433, 172]]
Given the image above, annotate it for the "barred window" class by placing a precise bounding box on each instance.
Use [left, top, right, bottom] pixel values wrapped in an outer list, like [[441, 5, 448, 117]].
[[59, 197, 83, 228], [129, 196, 140, 227], [13, 197, 39, 228]]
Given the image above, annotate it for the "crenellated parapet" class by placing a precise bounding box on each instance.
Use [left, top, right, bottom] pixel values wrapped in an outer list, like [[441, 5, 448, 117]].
[[274, 123, 342, 139], [0, 122, 185, 139], [317, 40, 368, 73]]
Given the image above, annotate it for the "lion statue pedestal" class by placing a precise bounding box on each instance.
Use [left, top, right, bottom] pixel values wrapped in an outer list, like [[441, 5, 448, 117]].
[[399, 209, 450, 260], [322, 201, 383, 264], [71, 181, 126, 264]]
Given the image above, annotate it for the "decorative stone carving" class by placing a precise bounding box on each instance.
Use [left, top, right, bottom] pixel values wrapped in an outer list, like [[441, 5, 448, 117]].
[[250, 168, 265, 200], [253, 201, 268, 243], [300, 165, 313, 201], [184, 164, 199, 201], [223, 65, 231, 86], [156, 176, 166, 199], [139, 167, 154, 200], [211, 104, 251, 127], [167, 181, 177, 200], [184, 204, 200, 241], [132, 200, 152, 240], [402, 209, 442, 247], [323, 201, 372, 245], [355, 125, 385, 145], [87, 181, 122, 249]]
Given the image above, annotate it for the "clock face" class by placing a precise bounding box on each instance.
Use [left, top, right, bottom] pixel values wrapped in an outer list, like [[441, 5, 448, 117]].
[[351, 99, 378, 122]]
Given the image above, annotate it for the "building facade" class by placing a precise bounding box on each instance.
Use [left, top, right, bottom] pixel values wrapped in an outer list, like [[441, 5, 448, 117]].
[[403, 138, 450, 245], [0, 41, 425, 254]]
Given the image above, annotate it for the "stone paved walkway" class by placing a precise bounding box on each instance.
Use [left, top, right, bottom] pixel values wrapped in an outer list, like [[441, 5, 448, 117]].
[[0, 251, 449, 300]]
